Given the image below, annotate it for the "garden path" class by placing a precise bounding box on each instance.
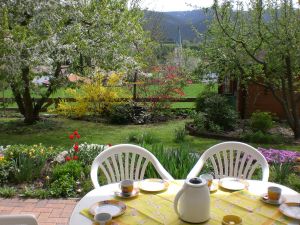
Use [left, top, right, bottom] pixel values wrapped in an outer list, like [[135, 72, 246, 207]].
[[0, 198, 77, 225]]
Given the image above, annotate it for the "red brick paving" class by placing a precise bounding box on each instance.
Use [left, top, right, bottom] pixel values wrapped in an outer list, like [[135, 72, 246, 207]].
[[0, 198, 78, 225]]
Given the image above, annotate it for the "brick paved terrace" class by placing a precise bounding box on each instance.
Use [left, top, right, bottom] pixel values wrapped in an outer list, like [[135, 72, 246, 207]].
[[0, 198, 78, 225]]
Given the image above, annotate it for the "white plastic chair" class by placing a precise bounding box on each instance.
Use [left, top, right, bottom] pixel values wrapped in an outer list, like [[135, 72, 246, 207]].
[[187, 141, 269, 181], [91, 144, 174, 188], [0, 214, 38, 225]]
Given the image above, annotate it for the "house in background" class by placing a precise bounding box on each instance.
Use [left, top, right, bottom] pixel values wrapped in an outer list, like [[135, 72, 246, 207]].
[[218, 78, 294, 120], [67, 73, 91, 84]]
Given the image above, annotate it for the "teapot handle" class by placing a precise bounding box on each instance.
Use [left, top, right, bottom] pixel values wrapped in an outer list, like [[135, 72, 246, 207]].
[[173, 186, 185, 216]]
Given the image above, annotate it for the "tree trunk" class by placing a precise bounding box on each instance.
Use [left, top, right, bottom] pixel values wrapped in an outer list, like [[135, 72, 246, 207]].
[[294, 125, 300, 139], [133, 70, 137, 101], [11, 63, 62, 124]]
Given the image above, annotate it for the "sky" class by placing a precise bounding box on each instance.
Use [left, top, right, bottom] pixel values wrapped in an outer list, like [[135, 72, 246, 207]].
[[140, 0, 215, 12]]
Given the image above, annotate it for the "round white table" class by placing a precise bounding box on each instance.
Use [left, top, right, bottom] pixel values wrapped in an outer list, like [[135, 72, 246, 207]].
[[69, 180, 300, 225]]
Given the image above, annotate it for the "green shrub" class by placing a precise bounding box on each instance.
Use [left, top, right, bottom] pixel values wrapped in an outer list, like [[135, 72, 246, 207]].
[[190, 111, 206, 132], [50, 175, 77, 198], [0, 186, 16, 198], [287, 173, 300, 193], [3, 144, 49, 183], [269, 161, 295, 184], [82, 179, 94, 194], [4, 144, 53, 161], [242, 131, 284, 144], [11, 154, 47, 183], [127, 132, 140, 143], [207, 121, 222, 133], [0, 159, 14, 185], [127, 132, 160, 145], [140, 132, 160, 145], [145, 144, 198, 179], [195, 92, 238, 131], [250, 111, 274, 132], [195, 91, 213, 112], [108, 104, 134, 124], [20, 186, 50, 199], [174, 128, 186, 143], [51, 160, 84, 181]]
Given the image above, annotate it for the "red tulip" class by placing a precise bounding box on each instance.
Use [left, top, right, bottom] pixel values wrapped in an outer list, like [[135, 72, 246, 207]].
[[74, 145, 79, 152], [69, 134, 74, 140], [65, 156, 71, 161], [73, 130, 78, 135], [76, 134, 80, 139], [73, 155, 79, 160]]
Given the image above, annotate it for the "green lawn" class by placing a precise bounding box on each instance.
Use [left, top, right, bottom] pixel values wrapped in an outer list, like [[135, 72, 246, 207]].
[[172, 83, 217, 108], [0, 117, 299, 152]]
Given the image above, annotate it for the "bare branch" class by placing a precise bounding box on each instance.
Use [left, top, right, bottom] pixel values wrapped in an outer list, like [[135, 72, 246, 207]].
[[213, 3, 266, 65]]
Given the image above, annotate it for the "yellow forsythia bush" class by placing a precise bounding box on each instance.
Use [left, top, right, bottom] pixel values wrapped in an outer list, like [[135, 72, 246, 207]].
[[55, 72, 129, 117]]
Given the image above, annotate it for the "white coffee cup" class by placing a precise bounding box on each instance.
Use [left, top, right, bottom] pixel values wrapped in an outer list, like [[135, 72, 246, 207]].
[[94, 212, 112, 225]]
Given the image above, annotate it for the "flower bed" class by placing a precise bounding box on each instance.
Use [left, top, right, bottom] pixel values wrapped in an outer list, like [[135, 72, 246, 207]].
[[1, 138, 300, 198], [258, 147, 300, 163], [0, 131, 109, 198]]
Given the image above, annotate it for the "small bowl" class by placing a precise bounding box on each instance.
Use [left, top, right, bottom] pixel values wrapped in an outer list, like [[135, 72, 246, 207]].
[[222, 215, 242, 225]]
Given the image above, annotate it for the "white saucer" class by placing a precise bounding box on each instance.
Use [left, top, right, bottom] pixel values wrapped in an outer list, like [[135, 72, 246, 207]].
[[261, 194, 285, 205], [279, 202, 300, 220], [114, 188, 139, 199], [138, 179, 169, 192], [89, 200, 126, 217], [219, 177, 248, 191]]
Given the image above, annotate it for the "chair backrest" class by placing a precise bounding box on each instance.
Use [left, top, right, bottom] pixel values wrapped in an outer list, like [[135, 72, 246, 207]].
[[0, 214, 38, 225], [187, 141, 269, 181], [91, 144, 174, 188]]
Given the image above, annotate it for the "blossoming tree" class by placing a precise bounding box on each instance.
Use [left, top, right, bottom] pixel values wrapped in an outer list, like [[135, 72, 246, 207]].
[[0, 0, 153, 124], [197, 0, 300, 139]]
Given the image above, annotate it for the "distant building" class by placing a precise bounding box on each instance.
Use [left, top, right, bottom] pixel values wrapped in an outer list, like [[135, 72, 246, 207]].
[[67, 74, 91, 84], [218, 78, 299, 120]]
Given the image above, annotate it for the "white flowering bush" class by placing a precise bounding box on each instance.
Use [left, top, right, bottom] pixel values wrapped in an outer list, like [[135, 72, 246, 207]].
[[77, 143, 109, 165]]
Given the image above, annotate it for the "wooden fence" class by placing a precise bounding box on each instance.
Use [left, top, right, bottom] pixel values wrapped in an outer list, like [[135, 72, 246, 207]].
[[0, 97, 197, 111]]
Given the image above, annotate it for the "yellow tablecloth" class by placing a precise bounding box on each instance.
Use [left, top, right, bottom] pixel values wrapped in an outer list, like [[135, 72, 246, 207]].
[[81, 180, 296, 225]]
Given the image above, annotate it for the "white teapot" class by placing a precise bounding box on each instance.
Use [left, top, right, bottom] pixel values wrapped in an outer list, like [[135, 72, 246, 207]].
[[174, 177, 210, 223]]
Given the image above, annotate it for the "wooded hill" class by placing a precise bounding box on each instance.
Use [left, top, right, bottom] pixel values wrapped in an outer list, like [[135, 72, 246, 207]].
[[143, 10, 213, 42]]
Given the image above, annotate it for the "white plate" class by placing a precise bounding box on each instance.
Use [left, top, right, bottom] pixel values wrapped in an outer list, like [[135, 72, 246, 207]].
[[89, 200, 126, 217], [261, 193, 285, 205], [138, 179, 169, 192], [219, 177, 247, 191], [279, 203, 300, 220]]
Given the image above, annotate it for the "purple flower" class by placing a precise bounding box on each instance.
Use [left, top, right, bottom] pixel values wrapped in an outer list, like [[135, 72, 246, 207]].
[[258, 147, 300, 163]]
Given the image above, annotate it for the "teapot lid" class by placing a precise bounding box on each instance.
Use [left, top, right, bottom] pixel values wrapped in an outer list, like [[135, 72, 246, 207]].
[[186, 177, 207, 187]]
